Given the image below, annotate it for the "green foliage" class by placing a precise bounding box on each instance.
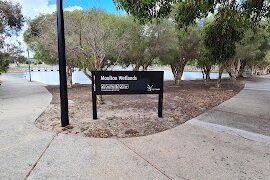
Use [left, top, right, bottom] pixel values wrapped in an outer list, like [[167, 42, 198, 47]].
[[204, 11, 243, 64], [158, 24, 201, 65], [197, 48, 215, 67], [24, 10, 141, 71], [152, 58, 164, 65], [0, 1, 24, 72], [174, 1, 215, 29], [235, 27, 269, 66], [0, 53, 9, 73], [157, 23, 202, 84], [155, 20, 179, 65], [0, 1, 24, 36], [114, 0, 176, 23], [24, 13, 56, 64], [115, 0, 269, 24], [243, 0, 270, 28], [119, 19, 178, 70]]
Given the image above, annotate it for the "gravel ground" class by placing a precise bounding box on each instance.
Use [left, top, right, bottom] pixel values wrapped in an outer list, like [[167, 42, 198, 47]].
[[36, 80, 244, 138]]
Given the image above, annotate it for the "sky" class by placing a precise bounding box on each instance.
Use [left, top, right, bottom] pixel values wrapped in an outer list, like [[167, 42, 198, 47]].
[[49, 0, 124, 15], [9, 0, 124, 57]]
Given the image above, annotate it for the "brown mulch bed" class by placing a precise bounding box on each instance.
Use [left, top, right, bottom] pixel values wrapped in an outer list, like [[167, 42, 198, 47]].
[[36, 80, 244, 138]]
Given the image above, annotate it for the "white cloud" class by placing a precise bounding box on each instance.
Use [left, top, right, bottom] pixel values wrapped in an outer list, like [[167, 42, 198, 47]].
[[9, 0, 82, 57], [65, 5, 83, 12], [11, 0, 56, 19]]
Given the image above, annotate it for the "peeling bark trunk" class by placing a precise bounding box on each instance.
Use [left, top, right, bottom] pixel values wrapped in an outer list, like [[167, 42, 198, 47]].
[[202, 70, 205, 80], [226, 60, 238, 81], [97, 95, 104, 105], [171, 63, 185, 86], [200, 64, 211, 82], [236, 59, 241, 73], [251, 65, 256, 77], [261, 67, 269, 75], [237, 61, 246, 78], [67, 66, 73, 88]]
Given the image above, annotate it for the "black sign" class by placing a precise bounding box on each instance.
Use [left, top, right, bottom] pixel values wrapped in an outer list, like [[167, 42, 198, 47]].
[[91, 71, 164, 119]]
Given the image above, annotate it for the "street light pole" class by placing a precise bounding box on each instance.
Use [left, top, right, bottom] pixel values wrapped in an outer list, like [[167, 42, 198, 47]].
[[57, 0, 69, 127]]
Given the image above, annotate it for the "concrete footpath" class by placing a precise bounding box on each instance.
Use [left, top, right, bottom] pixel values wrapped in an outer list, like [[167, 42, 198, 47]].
[[0, 74, 269, 180]]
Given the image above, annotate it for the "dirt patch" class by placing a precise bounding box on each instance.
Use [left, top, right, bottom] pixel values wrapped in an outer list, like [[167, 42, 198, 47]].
[[36, 80, 244, 138]]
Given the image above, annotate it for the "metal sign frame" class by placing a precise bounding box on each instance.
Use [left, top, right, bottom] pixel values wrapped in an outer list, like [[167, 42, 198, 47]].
[[91, 71, 164, 119]]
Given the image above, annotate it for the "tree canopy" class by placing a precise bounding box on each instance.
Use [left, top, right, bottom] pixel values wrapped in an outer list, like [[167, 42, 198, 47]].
[[114, 0, 269, 24], [22, 1, 270, 87], [0, 0, 24, 73]]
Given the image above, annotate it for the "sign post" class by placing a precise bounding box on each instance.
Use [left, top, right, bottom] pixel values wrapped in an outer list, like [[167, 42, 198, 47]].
[[56, 0, 69, 127], [91, 74, 97, 119], [91, 71, 164, 119]]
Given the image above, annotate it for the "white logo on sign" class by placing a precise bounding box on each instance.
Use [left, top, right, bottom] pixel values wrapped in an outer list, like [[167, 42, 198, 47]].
[[147, 84, 161, 92], [147, 85, 153, 92]]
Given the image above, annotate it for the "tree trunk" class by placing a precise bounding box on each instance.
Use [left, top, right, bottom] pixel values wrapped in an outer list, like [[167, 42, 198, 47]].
[[237, 61, 246, 78], [84, 69, 104, 105], [251, 65, 256, 77], [133, 61, 141, 71], [97, 95, 104, 105], [83, 69, 92, 79], [201, 70, 205, 80], [201, 64, 212, 82], [230, 72, 237, 81], [205, 72, 210, 80], [217, 64, 225, 88], [171, 63, 185, 86], [226, 60, 237, 81], [175, 74, 182, 85], [142, 64, 149, 71], [133, 65, 140, 71], [236, 59, 241, 74], [205, 67, 211, 80], [262, 67, 269, 75], [67, 66, 73, 88]]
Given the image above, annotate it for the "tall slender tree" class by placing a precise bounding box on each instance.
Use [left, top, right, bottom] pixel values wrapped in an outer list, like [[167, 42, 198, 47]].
[[0, 0, 24, 73]]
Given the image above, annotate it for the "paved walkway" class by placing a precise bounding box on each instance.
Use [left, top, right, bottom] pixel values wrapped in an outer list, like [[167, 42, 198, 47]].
[[0, 74, 269, 180]]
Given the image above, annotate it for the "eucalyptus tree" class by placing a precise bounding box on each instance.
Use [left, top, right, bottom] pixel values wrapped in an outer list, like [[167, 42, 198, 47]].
[[258, 51, 270, 75], [119, 20, 147, 71], [0, 0, 24, 73], [120, 20, 170, 71], [196, 48, 215, 81], [0, 53, 9, 73], [231, 27, 269, 78], [114, 0, 214, 24], [204, 9, 244, 87], [64, 10, 132, 73], [24, 14, 59, 64], [157, 23, 201, 85], [24, 10, 133, 88], [114, 0, 269, 25], [115, 0, 270, 87]]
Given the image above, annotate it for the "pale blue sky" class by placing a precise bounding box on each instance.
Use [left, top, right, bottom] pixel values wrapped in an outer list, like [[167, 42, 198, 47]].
[[10, 0, 125, 57], [49, 0, 125, 15]]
